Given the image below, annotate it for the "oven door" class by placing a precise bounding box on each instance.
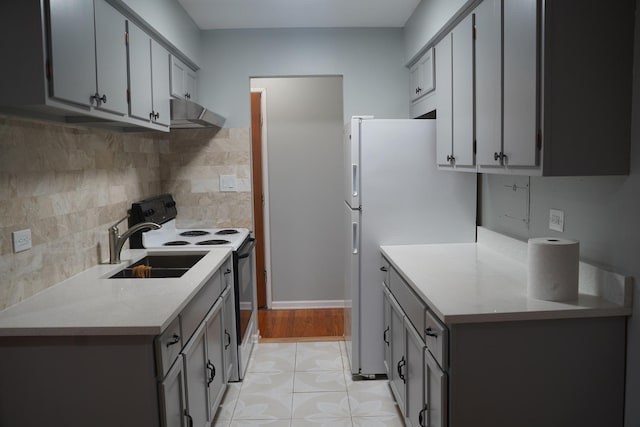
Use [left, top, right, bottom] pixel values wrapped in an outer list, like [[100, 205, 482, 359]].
[[234, 236, 256, 379]]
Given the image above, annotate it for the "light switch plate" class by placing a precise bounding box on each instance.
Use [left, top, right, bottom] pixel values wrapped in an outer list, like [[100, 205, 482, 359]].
[[220, 174, 237, 192], [13, 229, 32, 253], [549, 209, 564, 232]]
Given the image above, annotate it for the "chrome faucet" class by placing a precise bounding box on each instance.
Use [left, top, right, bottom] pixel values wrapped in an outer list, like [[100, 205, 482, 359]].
[[108, 215, 161, 264]]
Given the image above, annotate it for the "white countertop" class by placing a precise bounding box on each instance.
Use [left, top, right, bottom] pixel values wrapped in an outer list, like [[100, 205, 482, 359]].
[[0, 248, 231, 336], [380, 228, 633, 325]]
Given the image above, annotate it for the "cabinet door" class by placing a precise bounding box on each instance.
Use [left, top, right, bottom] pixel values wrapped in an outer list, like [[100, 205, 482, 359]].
[[151, 40, 171, 126], [419, 49, 435, 96], [389, 294, 406, 414], [383, 286, 392, 376], [451, 13, 475, 167], [185, 68, 198, 102], [435, 34, 453, 166], [182, 324, 209, 427], [503, 0, 538, 167], [423, 350, 448, 427], [405, 321, 425, 427], [127, 21, 153, 121], [475, 0, 503, 167], [48, 0, 96, 107], [94, 0, 128, 115], [160, 356, 187, 427], [170, 56, 186, 99], [222, 287, 239, 382], [410, 62, 423, 102], [205, 300, 225, 421]]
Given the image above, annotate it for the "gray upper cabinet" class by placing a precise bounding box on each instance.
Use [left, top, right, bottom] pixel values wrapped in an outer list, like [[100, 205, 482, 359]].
[[478, 0, 634, 176], [127, 22, 170, 127], [48, 0, 97, 108], [409, 48, 434, 103], [94, 0, 128, 116], [435, 13, 475, 171], [152, 41, 171, 127], [475, 0, 502, 169], [171, 55, 198, 102], [0, 0, 183, 132], [49, 0, 127, 114]]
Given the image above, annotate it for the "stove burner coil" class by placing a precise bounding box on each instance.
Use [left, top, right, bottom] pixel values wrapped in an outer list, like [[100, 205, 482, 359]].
[[196, 239, 231, 246], [215, 229, 239, 235], [179, 230, 211, 237], [163, 241, 191, 246]]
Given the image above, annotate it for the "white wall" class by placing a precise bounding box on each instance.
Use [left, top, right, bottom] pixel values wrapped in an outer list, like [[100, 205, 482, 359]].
[[120, 0, 201, 66], [251, 77, 344, 304], [403, 0, 469, 63], [198, 28, 408, 128], [480, 3, 640, 425]]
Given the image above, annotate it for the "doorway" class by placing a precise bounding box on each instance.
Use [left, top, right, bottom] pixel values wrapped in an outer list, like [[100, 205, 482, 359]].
[[250, 76, 345, 339]]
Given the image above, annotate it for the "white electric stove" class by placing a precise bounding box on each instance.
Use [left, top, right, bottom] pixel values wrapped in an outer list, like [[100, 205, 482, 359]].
[[127, 194, 256, 382]]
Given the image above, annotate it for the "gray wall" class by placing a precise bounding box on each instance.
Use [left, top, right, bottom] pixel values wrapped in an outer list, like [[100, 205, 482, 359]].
[[251, 77, 344, 304], [198, 28, 408, 128], [480, 5, 640, 426]]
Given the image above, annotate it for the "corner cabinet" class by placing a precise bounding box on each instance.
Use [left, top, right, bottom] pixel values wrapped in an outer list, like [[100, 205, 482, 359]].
[[429, 0, 634, 176]]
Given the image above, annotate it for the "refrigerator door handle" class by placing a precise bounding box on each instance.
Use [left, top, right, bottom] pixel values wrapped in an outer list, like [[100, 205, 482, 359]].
[[352, 164, 358, 197], [352, 222, 359, 254]]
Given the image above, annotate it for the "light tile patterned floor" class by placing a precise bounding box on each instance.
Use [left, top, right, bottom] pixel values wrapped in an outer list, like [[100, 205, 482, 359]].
[[212, 341, 405, 427]]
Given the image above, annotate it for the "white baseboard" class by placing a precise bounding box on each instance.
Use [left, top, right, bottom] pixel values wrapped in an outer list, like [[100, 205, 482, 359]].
[[270, 300, 346, 309]]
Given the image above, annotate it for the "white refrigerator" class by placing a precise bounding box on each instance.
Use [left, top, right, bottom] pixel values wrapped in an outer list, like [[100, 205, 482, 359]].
[[344, 116, 476, 377]]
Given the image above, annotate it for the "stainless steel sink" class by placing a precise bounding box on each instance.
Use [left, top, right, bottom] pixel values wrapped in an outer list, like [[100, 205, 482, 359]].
[[109, 254, 205, 279]]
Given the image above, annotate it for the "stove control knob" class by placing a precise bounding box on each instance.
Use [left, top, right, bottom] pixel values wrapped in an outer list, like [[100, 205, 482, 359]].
[[165, 201, 176, 208], [143, 209, 155, 217]]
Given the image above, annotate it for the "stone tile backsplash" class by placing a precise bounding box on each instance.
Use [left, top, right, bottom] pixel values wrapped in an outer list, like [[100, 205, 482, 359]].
[[0, 115, 252, 310]]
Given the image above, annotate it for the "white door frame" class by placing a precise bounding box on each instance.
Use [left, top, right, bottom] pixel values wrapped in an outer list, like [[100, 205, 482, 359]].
[[250, 87, 273, 308]]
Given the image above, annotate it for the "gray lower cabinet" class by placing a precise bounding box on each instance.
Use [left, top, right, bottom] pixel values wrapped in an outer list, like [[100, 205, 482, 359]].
[[222, 286, 239, 381], [205, 299, 226, 417], [0, 255, 234, 427], [382, 253, 627, 427], [160, 356, 188, 427]]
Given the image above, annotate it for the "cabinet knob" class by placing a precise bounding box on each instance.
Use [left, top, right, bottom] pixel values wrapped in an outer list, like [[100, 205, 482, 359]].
[[206, 360, 216, 385], [224, 330, 232, 349], [425, 327, 438, 338], [380, 266, 388, 272], [184, 410, 194, 427], [494, 151, 507, 162], [383, 326, 390, 345], [446, 155, 455, 163], [99, 94, 107, 104], [166, 334, 180, 347], [154, 112, 160, 120], [397, 356, 406, 383]]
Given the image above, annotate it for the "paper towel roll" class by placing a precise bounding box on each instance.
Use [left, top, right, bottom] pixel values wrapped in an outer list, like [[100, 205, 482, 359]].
[[527, 237, 579, 301]]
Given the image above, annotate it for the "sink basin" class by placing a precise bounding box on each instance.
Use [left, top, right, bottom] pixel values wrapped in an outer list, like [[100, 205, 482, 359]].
[[110, 268, 190, 279], [109, 254, 205, 279]]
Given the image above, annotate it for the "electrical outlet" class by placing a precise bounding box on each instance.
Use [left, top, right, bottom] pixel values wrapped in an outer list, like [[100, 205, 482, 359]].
[[549, 209, 564, 232], [12, 229, 32, 253]]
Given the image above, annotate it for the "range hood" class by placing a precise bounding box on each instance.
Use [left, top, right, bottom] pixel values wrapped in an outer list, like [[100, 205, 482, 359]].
[[170, 98, 225, 129]]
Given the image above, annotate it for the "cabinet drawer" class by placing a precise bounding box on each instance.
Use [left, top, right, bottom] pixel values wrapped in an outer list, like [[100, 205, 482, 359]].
[[181, 270, 222, 344], [389, 267, 426, 335], [425, 310, 448, 370], [155, 316, 182, 377]]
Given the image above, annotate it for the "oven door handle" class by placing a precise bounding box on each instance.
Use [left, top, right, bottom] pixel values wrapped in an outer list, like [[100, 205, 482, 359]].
[[238, 238, 255, 259]]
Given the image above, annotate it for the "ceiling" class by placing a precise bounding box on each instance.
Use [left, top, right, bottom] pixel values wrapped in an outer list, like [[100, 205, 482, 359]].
[[176, 0, 421, 30]]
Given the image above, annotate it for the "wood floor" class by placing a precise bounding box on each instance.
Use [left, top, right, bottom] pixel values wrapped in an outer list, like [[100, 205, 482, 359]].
[[258, 308, 344, 342]]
